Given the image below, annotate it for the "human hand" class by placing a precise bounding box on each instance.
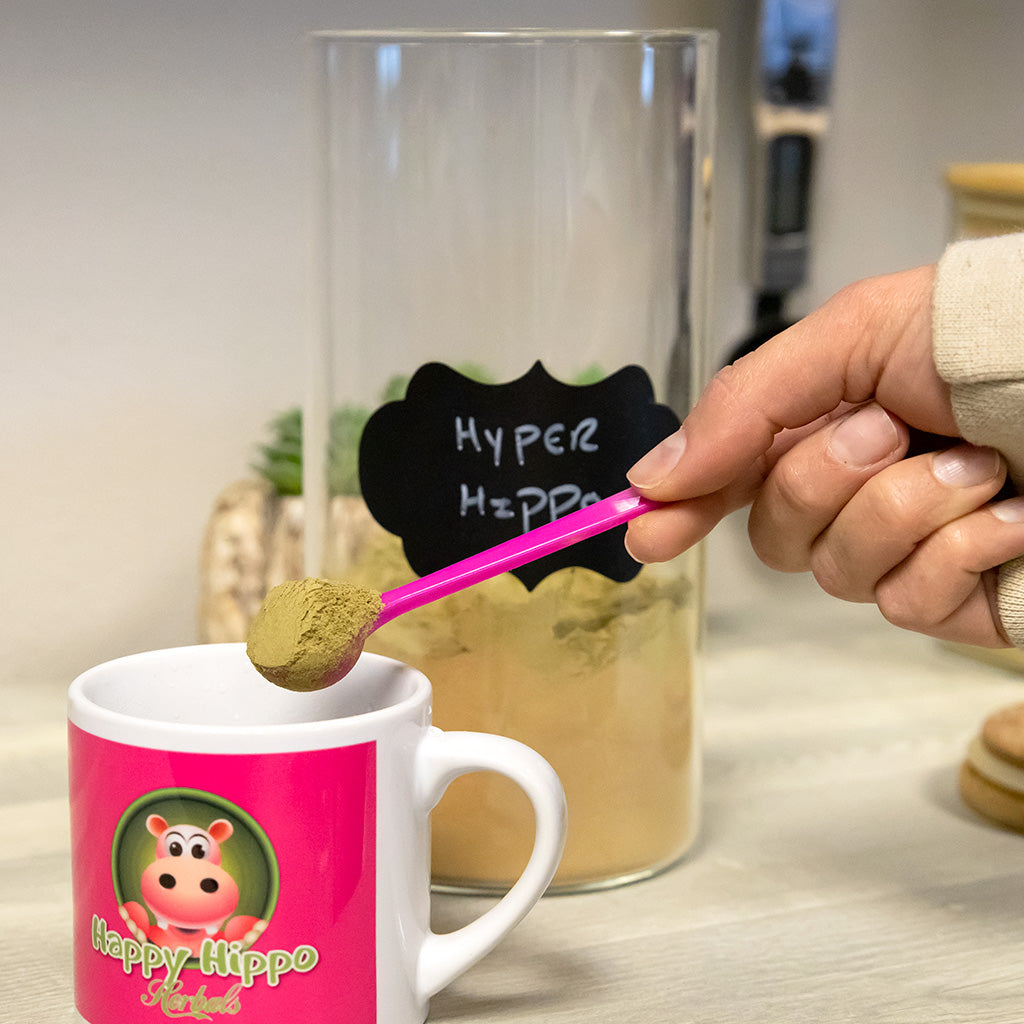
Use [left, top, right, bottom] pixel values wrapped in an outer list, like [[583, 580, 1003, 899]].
[[625, 265, 1024, 646]]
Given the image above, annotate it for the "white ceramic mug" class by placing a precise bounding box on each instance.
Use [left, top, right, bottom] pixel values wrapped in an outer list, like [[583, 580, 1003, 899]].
[[68, 644, 566, 1023]]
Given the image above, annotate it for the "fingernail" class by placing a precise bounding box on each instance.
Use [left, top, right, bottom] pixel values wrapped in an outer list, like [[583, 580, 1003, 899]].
[[623, 532, 647, 564], [993, 496, 1024, 523], [627, 429, 687, 488], [828, 404, 900, 468], [932, 445, 1001, 488]]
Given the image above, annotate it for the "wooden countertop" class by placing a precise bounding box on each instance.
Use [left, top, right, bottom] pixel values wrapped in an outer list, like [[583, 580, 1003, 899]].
[[6, 524, 1024, 1023]]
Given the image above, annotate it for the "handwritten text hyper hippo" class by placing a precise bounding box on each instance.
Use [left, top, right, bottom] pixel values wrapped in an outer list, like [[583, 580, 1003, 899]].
[[455, 415, 601, 531]]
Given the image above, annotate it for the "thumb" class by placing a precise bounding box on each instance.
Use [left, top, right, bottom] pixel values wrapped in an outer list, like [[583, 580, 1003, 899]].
[[628, 264, 948, 504]]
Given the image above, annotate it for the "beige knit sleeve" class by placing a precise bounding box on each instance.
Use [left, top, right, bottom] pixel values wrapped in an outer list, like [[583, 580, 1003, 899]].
[[933, 232, 1024, 647]]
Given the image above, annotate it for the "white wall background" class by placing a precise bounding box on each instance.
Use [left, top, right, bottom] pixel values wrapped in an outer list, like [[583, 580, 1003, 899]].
[[3, 0, 1023, 691]]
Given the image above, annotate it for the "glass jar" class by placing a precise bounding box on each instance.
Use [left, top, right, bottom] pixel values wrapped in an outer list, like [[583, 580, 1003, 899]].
[[946, 162, 1024, 239], [306, 29, 715, 892]]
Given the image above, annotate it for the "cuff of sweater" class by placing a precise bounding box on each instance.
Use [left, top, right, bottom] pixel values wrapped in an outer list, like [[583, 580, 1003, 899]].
[[999, 556, 1024, 650], [948, 379, 1024, 487], [934, 233, 1024, 650], [933, 232, 1024, 387]]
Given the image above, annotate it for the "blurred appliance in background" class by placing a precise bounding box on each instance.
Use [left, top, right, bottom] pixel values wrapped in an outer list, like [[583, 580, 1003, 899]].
[[728, 0, 837, 364]]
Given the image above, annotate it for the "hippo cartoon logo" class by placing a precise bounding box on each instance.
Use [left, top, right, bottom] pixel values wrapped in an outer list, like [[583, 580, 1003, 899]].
[[119, 814, 267, 957], [112, 790, 278, 961]]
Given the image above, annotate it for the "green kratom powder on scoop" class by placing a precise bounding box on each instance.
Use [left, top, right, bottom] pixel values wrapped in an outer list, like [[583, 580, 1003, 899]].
[[246, 577, 383, 691]]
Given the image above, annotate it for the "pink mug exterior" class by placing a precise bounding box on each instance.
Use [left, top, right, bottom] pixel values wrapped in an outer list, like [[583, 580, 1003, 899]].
[[68, 644, 566, 1024]]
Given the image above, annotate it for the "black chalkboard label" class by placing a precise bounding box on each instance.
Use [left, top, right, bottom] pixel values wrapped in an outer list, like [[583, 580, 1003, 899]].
[[358, 361, 680, 590]]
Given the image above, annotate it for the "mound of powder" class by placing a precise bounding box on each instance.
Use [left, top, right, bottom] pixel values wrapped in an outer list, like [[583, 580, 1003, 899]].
[[246, 577, 383, 691]]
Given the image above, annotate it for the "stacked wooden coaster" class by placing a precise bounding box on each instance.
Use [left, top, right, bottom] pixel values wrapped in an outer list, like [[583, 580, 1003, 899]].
[[960, 702, 1024, 832]]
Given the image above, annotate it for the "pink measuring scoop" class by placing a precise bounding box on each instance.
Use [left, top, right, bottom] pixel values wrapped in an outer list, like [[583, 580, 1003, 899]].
[[375, 487, 660, 627]]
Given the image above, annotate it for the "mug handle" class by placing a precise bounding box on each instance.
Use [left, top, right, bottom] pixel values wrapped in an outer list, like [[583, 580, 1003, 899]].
[[413, 727, 568, 1000]]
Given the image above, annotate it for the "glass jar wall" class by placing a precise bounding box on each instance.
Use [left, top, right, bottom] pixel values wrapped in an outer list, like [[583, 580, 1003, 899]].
[[307, 29, 715, 891]]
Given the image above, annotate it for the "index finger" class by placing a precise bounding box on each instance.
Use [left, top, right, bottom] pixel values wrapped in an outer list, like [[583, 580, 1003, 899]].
[[628, 264, 952, 504]]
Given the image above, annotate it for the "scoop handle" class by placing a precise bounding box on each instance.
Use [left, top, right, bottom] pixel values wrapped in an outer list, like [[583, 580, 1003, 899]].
[[377, 487, 658, 626]]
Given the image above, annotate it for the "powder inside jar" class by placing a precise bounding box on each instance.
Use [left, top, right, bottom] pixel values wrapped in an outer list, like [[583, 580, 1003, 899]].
[[246, 577, 383, 691]]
